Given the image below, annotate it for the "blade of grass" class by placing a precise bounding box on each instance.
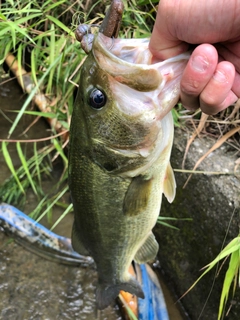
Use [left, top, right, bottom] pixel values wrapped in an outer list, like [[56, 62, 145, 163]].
[[157, 216, 192, 230], [218, 249, 240, 320], [46, 15, 75, 37], [10, 110, 56, 118], [8, 51, 64, 137], [118, 293, 138, 320], [50, 203, 73, 230], [43, 0, 67, 12], [29, 195, 49, 220], [182, 236, 240, 299], [52, 138, 68, 166], [31, 47, 38, 86], [158, 221, 179, 230], [46, 23, 55, 94], [16, 141, 38, 195], [36, 186, 69, 222], [17, 43, 24, 89], [1, 141, 25, 194], [33, 142, 41, 185]]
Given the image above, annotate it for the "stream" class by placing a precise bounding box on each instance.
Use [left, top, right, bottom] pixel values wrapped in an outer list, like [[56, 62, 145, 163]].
[[0, 73, 185, 319]]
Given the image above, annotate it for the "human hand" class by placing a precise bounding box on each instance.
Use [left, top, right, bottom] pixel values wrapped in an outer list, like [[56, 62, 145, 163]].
[[149, 0, 240, 115]]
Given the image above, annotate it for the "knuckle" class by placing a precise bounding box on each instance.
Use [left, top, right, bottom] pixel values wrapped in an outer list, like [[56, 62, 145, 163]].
[[181, 79, 202, 96]]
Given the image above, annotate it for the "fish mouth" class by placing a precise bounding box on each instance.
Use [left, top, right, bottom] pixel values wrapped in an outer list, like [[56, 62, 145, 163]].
[[92, 33, 163, 92]]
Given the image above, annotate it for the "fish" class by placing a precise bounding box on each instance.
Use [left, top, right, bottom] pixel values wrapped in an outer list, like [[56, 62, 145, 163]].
[[69, 0, 190, 310]]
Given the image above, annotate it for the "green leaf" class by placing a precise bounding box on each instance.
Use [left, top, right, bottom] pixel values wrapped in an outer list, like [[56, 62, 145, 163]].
[[16, 142, 37, 195], [218, 249, 240, 320], [8, 51, 64, 137], [33, 142, 41, 185], [185, 236, 240, 309], [10, 110, 57, 119], [36, 186, 69, 222], [15, 13, 42, 25], [136, 0, 159, 4], [0, 13, 7, 21], [118, 293, 138, 320], [157, 216, 191, 229], [1, 141, 25, 194], [52, 138, 68, 166], [43, 0, 66, 12], [46, 15, 75, 37], [46, 23, 55, 93], [50, 203, 73, 230], [158, 221, 179, 230], [31, 48, 38, 86]]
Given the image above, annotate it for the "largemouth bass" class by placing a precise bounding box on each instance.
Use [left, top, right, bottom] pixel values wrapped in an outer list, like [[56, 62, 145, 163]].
[[69, 0, 190, 309]]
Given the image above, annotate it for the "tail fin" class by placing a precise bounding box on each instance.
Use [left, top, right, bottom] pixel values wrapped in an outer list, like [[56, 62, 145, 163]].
[[96, 277, 144, 310]]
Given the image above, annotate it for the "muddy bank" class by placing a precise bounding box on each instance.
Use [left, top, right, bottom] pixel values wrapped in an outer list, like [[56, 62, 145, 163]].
[[155, 128, 240, 319]]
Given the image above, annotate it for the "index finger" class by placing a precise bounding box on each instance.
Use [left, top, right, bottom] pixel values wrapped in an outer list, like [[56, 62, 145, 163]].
[[149, 2, 188, 59]]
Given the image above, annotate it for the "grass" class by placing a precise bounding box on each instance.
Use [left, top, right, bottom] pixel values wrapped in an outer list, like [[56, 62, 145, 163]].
[[183, 230, 240, 320]]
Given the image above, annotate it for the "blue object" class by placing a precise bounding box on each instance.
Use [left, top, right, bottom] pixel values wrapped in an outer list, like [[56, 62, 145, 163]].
[[138, 264, 169, 320], [0, 203, 93, 266]]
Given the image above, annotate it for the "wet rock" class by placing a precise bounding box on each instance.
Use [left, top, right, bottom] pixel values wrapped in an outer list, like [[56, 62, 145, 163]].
[[0, 232, 121, 320], [154, 128, 240, 320]]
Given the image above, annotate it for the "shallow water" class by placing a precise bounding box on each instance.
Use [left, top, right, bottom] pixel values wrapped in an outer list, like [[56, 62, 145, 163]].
[[0, 73, 185, 320]]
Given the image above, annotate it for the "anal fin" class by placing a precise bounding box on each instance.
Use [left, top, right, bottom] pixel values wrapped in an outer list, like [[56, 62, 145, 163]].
[[134, 232, 159, 264]]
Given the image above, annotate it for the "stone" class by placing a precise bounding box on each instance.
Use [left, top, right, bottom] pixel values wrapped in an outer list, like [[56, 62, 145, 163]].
[[154, 128, 240, 319]]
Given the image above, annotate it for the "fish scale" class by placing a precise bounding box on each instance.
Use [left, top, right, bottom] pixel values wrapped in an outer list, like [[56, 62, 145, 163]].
[[69, 0, 190, 310]]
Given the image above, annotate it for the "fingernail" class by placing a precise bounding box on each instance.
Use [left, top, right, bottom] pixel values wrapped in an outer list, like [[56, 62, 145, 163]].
[[213, 70, 227, 83], [191, 55, 209, 72]]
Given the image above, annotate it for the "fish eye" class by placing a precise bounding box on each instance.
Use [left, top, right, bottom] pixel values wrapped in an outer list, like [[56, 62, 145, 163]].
[[89, 88, 106, 110]]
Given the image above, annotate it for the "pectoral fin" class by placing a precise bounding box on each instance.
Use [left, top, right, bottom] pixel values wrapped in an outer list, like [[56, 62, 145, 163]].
[[71, 221, 89, 256], [134, 232, 159, 264], [123, 176, 153, 216], [163, 163, 176, 203]]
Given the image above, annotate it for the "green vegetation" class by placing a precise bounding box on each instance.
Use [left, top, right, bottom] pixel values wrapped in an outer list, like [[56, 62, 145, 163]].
[[185, 233, 240, 320], [157, 215, 192, 230]]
